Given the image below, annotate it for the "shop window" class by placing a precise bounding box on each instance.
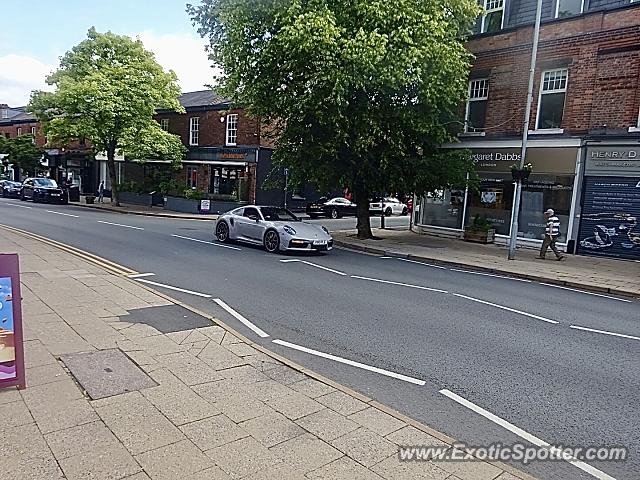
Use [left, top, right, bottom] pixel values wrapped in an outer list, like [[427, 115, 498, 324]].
[[556, 0, 583, 18], [211, 166, 249, 201], [416, 189, 466, 229], [186, 166, 198, 189], [482, 0, 504, 33], [189, 117, 199, 146], [160, 118, 169, 131], [465, 79, 489, 133], [226, 114, 238, 146], [536, 69, 567, 130]]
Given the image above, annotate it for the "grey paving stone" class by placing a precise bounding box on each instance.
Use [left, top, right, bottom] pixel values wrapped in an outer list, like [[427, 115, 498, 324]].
[[240, 411, 305, 448], [23, 339, 57, 368], [316, 390, 369, 416], [265, 391, 325, 420], [95, 391, 185, 455], [45, 420, 121, 459], [218, 393, 273, 423], [185, 466, 232, 480], [384, 426, 448, 447], [58, 443, 142, 480], [289, 378, 336, 399], [225, 342, 257, 357], [180, 414, 249, 450], [25, 361, 68, 387], [197, 341, 247, 371], [60, 348, 157, 400], [269, 433, 343, 473], [296, 408, 359, 442], [433, 456, 504, 480], [330, 428, 397, 467], [142, 369, 220, 425], [242, 461, 307, 480], [135, 439, 214, 480], [207, 436, 282, 480], [1, 399, 33, 429], [134, 333, 189, 356], [263, 364, 307, 385], [371, 455, 450, 480], [221, 364, 270, 384], [306, 456, 386, 479], [247, 379, 296, 402], [348, 407, 406, 436], [124, 304, 213, 334], [0, 422, 64, 479], [0, 386, 21, 405]]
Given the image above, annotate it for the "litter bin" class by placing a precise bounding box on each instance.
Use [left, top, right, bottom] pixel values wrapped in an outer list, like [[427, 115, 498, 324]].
[[67, 185, 80, 202]]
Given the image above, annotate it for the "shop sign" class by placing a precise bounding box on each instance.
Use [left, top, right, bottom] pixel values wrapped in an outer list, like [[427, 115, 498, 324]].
[[199, 199, 211, 213], [584, 146, 640, 176], [467, 147, 577, 174], [0, 254, 26, 390]]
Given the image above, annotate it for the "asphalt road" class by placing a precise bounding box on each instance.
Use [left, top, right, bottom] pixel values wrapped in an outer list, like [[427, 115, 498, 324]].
[[1, 197, 638, 480]]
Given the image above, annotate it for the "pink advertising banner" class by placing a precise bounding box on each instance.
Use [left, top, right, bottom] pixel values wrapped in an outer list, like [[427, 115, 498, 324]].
[[0, 254, 26, 390]]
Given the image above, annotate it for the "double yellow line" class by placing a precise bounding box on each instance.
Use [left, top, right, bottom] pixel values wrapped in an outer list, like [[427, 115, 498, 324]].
[[0, 224, 138, 277]]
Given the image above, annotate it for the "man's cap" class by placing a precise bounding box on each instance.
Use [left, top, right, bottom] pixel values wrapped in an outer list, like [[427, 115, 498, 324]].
[[544, 209, 554, 215]]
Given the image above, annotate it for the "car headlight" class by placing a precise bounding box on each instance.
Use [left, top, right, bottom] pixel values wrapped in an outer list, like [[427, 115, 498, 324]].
[[283, 225, 296, 235], [321, 226, 329, 234]]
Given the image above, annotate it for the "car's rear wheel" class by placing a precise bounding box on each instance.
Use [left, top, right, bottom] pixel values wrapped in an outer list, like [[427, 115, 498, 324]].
[[264, 230, 280, 253], [330, 208, 340, 219], [402, 207, 408, 215], [216, 222, 230, 242], [384, 207, 393, 216]]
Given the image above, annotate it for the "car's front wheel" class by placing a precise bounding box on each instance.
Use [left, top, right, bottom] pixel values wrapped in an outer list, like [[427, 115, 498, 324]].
[[384, 207, 393, 216], [402, 207, 408, 216], [216, 222, 230, 242], [20, 192, 25, 201], [330, 208, 340, 219], [264, 230, 280, 253]]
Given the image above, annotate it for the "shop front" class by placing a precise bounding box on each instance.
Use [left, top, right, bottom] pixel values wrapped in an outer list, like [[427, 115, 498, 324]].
[[416, 145, 580, 245], [577, 144, 640, 261]]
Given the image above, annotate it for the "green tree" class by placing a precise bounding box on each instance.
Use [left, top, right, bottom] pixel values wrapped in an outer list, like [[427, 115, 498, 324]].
[[0, 135, 44, 178], [188, 0, 479, 238], [29, 28, 186, 206]]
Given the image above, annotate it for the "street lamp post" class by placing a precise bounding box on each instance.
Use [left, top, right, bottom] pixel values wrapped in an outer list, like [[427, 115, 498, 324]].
[[507, 0, 543, 260], [283, 167, 289, 210]]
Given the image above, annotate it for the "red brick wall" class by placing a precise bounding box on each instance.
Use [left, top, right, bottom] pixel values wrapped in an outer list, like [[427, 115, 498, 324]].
[[0, 122, 46, 146], [155, 108, 261, 147], [466, 6, 640, 136]]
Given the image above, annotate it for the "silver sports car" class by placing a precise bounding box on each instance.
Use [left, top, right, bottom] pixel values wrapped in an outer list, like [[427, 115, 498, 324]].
[[214, 205, 333, 253]]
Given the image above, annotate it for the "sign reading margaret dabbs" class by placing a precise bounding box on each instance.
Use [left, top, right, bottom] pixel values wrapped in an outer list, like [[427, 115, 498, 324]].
[[0, 254, 26, 390]]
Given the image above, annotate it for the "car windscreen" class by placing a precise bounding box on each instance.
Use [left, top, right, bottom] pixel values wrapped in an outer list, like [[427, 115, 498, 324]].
[[34, 178, 58, 188], [7, 182, 21, 187], [261, 207, 299, 222]]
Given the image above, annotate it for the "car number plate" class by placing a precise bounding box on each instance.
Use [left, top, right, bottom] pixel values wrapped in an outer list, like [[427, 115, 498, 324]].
[[313, 240, 327, 245], [52, 194, 60, 196]]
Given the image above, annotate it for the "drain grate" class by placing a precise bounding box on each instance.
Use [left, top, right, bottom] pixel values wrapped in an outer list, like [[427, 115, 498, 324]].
[[60, 349, 157, 400]]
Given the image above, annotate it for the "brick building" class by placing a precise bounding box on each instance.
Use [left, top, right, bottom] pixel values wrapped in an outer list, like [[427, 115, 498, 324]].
[[0, 108, 93, 188], [107, 90, 307, 213], [416, 0, 640, 260]]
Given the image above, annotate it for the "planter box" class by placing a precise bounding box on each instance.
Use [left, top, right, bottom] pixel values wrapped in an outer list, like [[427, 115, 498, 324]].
[[119, 191, 153, 206], [85, 196, 95, 205], [463, 228, 496, 244], [164, 196, 248, 214]]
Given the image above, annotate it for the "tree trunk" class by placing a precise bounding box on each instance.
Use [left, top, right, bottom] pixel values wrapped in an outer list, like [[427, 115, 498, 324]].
[[106, 146, 120, 206], [355, 181, 373, 239]]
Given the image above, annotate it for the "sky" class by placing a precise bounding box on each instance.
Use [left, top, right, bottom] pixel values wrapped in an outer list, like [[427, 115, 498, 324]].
[[0, 0, 214, 107]]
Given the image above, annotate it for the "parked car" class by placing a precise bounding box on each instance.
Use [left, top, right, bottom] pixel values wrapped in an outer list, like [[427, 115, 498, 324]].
[[20, 178, 68, 204], [369, 197, 408, 216], [215, 205, 333, 253], [1, 180, 23, 198], [306, 197, 357, 219]]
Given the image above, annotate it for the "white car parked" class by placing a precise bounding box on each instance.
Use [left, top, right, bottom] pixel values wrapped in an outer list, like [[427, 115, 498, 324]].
[[369, 197, 409, 216]]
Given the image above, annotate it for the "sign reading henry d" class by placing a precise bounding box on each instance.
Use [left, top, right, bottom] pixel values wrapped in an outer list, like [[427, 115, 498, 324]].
[[0, 254, 26, 390]]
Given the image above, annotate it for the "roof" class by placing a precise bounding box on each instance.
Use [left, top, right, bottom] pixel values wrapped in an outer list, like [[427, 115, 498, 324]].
[[0, 110, 37, 125], [177, 90, 231, 109]]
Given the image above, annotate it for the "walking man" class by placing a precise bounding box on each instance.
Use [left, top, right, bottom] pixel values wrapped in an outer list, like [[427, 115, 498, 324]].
[[98, 181, 105, 203], [538, 209, 564, 260]]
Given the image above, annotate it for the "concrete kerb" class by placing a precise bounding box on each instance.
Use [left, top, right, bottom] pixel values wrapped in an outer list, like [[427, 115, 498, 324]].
[[71, 202, 218, 221], [333, 239, 638, 299], [3, 227, 536, 479]]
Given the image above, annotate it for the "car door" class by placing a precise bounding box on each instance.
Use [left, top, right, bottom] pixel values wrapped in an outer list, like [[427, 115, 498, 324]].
[[22, 179, 33, 199], [238, 207, 264, 242]]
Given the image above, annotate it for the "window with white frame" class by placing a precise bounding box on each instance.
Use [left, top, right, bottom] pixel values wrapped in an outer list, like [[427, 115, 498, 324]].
[[31, 126, 36, 143], [556, 0, 583, 18], [226, 114, 238, 146], [160, 118, 169, 131], [482, 0, 504, 33], [189, 117, 199, 146], [536, 69, 568, 130], [465, 78, 489, 133], [186, 166, 198, 189], [17, 127, 22, 136]]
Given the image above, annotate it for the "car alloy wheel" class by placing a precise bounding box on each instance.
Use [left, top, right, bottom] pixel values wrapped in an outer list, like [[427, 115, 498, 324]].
[[330, 208, 339, 219], [402, 207, 408, 215], [264, 230, 280, 253], [216, 222, 229, 242], [385, 207, 393, 216]]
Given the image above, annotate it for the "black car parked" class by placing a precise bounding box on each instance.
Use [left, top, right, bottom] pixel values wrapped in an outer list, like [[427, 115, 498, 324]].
[[306, 197, 357, 219], [1, 180, 23, 198], [20, 178, 68, 204]]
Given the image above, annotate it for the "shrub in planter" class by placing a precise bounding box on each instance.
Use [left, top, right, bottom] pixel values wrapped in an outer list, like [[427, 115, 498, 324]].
[[463, 214, 496, 244], [85, 195, 95, 204], [184, 188, 204, 201]]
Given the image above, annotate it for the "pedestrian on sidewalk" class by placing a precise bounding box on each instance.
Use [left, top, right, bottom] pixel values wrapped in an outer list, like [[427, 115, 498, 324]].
[[538, 209, 564, 261], [98, 181, 105, 203]]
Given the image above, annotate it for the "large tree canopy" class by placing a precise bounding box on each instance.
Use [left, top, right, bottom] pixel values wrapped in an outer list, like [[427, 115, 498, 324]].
[[0, 135, 44, 179], [29, 28, 186, 205], [188, 0, 479, 237]]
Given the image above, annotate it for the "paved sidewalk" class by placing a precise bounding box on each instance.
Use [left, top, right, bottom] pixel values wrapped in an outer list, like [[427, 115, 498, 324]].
[[333, 229, 640, 298], [71, 197, 219, 221], [0, 228, 533, 480]]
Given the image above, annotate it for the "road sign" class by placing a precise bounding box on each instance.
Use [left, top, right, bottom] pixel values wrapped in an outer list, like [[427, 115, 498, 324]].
[[0, 254, 26, 390]]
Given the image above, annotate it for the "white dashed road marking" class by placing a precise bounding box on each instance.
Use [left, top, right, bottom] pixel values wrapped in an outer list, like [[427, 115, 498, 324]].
[[135, 279, 212, 298], [171, 234, 241, 250], [5, 203, 31, 209], [97, 220, 143, 230], [539, 283, 630, 302], [214, 299, 270, 338], [351, 275, 448, 293], [127, 273, 156, 279], [452, 293, 558, 324], [569, 325, 640, 342], [46, 210, 79, 218]]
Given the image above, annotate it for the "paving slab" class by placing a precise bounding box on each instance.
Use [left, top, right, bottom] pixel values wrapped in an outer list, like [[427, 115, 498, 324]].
[[330, 427, 398, 468], [180, 414, 249, 450], [240, 411, 306, 448], [135, 439, 214, 480]]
